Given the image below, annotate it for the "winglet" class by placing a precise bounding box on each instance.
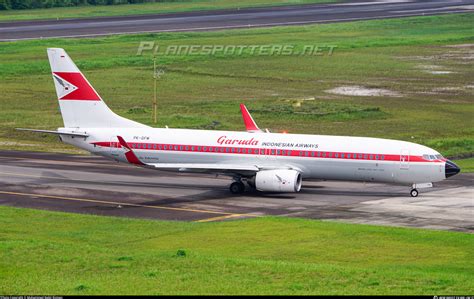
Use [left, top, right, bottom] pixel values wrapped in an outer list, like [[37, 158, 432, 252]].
[[240, 103, 261, 133], [117, 136, 145, 166]]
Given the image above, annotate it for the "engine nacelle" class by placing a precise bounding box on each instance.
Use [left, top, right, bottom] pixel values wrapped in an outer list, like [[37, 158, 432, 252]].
[[255, 169, 302, 192]]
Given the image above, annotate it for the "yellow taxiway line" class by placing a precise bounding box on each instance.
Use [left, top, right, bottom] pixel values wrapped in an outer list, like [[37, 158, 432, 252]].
[[0, 171, 98, 182], [195, 214, 244, 223], [0, 190, 258, 222]]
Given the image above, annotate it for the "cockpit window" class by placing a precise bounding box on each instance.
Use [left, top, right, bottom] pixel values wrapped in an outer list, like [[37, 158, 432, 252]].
[[424, 154, 444, 160]]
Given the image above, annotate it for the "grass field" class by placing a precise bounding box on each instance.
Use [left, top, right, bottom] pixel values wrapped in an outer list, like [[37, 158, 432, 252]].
[[0, 205, 472, 295], [455, 157, 474, 173], [0, 14, 473, 159], [0, 0, 339, 22]]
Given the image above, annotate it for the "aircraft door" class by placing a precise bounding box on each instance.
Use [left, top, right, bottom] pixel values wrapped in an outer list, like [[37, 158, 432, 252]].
[[109, 136, 121, 161], [400, 149, 410, 170], [266, 148, 277, 161], [259, 148, 276, 162]]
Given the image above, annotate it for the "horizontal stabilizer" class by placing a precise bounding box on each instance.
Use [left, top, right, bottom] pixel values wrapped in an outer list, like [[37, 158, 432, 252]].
[[16, 128, 89, 137]]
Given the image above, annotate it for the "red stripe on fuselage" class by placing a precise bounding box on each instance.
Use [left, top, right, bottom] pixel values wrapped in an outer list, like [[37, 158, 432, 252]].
[[91, 141, 442, 163]]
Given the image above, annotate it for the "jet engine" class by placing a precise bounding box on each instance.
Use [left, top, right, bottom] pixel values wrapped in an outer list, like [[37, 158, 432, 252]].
[[255, 169, 302, 192]]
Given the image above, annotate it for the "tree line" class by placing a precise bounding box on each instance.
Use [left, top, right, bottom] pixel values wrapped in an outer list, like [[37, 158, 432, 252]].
[[0, 0, 175, 10]]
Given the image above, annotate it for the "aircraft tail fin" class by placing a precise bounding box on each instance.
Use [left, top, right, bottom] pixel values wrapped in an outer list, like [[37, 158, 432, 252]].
[[47, 48, 148, 129]]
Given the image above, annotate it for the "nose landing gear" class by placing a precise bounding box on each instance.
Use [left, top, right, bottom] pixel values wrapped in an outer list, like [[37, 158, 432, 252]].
[[410, 188, 419, 197], [409, 182, 432, 197]]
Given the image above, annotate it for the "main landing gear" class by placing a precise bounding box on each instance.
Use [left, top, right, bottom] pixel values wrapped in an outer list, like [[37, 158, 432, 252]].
[[410, 188, 419, 197], [229, 181, 245, 194]]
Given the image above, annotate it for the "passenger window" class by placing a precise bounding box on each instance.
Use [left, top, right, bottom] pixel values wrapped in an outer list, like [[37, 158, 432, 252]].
[[381, 155, 385, 160], [335, 153, 339, 158]]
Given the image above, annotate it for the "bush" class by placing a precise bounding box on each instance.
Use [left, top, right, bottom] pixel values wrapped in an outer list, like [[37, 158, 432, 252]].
[[175, 249, 186, 257]]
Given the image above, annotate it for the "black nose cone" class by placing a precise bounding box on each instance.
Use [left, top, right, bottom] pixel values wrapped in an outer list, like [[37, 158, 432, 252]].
[[445, 160, 461, 178]]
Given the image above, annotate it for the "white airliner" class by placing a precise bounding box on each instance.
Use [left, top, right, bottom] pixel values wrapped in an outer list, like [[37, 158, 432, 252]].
[[19, 48, 460, 196]]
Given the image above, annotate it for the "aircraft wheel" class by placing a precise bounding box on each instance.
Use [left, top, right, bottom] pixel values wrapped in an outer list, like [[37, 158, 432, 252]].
[[410, 188, 419, 197], [230, 181, 245, 194]]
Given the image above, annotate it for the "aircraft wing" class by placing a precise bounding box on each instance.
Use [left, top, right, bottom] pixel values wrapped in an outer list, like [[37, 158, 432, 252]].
[[145, 163, 259, 175], [116, 136, 259, 176]]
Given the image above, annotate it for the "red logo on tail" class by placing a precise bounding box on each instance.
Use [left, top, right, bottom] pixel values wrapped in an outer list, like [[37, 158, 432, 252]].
[[53, 72, 101, 101]]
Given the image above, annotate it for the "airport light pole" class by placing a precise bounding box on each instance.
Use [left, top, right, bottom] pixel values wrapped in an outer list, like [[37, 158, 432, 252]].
[[153, 56, 157, 125], [152, 57, 165, 125]]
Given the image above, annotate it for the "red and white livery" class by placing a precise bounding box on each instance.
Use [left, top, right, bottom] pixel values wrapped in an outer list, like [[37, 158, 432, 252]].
[[19, 48, 461, 196]]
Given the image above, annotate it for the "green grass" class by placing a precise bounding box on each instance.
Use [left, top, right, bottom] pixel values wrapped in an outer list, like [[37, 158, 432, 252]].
[[0, 0, 339, 22], [0, 14, 473, 156], [454, 157, 474, 173], [0, 205, 472, 295]]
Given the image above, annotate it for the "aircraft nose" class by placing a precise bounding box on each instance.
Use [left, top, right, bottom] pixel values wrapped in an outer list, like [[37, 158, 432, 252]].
[[445, 160, 461, 178]]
